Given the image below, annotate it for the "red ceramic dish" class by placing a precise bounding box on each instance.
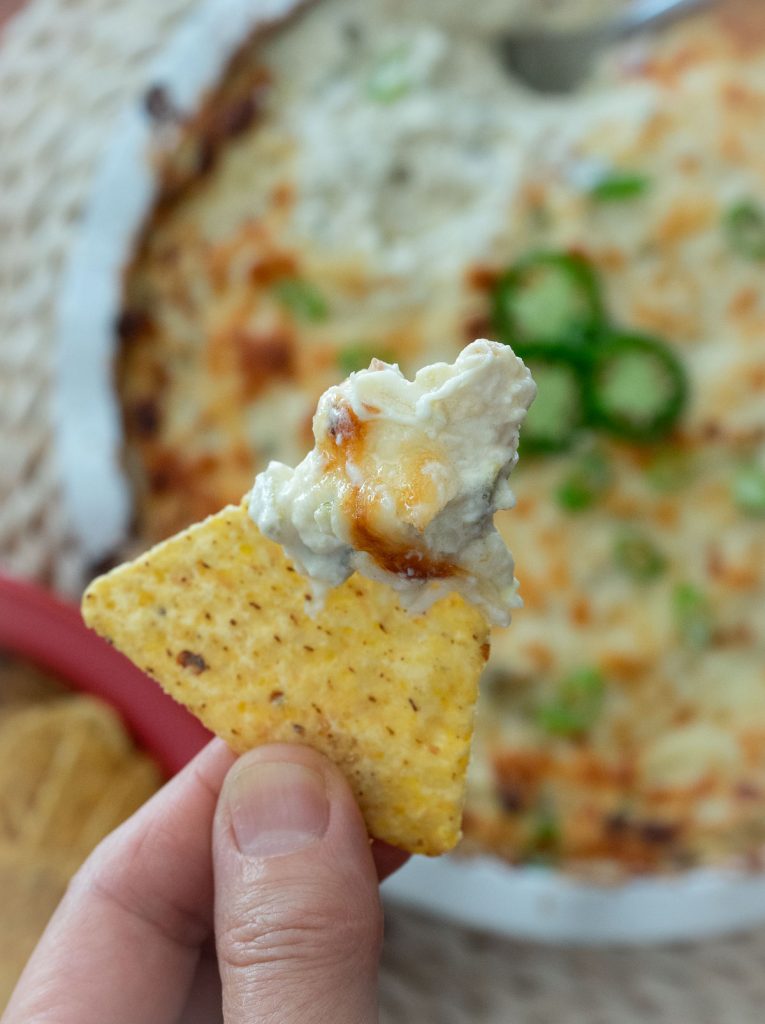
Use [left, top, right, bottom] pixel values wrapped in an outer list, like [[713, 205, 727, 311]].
[[0, 574, 210, 776]]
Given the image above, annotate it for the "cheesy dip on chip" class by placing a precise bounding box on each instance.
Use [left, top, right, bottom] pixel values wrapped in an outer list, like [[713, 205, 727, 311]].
[[249, 340, 536, 625]]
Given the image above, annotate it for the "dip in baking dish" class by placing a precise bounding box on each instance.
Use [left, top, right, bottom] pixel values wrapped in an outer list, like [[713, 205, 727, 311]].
[[118, 0, 765, 873]]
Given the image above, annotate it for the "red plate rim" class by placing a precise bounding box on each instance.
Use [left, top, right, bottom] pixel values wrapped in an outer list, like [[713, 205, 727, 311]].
[[0, 573, 210, 776]]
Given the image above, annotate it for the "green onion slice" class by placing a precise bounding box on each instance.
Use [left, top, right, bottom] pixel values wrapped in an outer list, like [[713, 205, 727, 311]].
[[724, 200, 765, 261], [590, 171, 650, 202], [583, 330, 688, 443], [337, 343, 394, 376], [366, 46, 413, 103], [673, 583, 713, 650], [732, 463, 765, 516], [273, 278, 329, 323], [535, 668, 605, 738], [519, 343, 589, 454], [491, 250, 605, 348], [556, 447, 613, 512], [614, 529, 667, 583], [525, 802, 561, 862]]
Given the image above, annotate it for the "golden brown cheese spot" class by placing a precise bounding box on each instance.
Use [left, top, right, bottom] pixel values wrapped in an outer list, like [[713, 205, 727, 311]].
[[465, 263, 500, 292], [319, 400, 458, 583], [654, 198, 716, 247], [154, 64, 273, 207], [129, 398, 161, 439], [148, 450, 217, 496], [569, 596, 592, 627], [234, 328, 295, 399], [639, 38, 715, 87], [347, 518, 457, 582], [592, 247, 627, 273], [493, 749, 551, 812], [520, 641, 555, 673], [117, 307, 155, 344], [462, 310, 493, 342], [207, 223, 296, 292], [599, 652, 652, 684]]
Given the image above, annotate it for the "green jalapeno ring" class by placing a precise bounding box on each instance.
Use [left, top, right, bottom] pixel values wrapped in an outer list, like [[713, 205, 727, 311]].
[[582, 330, 688, 443], [491, 250, 606, 348]]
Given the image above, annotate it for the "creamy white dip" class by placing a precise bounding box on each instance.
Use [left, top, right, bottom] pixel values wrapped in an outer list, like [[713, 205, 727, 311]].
[[249, 340, 536, 625]]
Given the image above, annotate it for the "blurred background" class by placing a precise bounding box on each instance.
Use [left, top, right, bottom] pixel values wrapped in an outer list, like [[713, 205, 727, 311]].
[[3, 0, 765, 1020]]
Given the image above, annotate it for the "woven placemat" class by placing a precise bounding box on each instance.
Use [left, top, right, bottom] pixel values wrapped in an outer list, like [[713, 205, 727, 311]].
[[0, 0, 194, 591], [379, 905, 765, 1023], [2, 1, 765, 1019]]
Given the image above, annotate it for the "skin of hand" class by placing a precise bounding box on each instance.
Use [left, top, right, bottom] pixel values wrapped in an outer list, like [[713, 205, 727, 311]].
[[2, 740, 409, 1024]]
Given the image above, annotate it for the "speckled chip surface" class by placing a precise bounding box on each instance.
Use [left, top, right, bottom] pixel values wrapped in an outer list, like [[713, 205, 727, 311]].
[[82, 502, 490, 854]]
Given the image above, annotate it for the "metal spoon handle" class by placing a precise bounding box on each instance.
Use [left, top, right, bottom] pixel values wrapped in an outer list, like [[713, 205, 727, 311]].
[[612, 0, 713, 38]]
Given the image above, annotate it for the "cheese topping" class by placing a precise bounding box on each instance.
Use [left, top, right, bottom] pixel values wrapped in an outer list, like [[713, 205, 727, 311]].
[[249, 340, 536, 625]]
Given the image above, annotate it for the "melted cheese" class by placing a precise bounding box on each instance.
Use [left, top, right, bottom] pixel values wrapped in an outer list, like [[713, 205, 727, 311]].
[[249, 341, 535, 624]]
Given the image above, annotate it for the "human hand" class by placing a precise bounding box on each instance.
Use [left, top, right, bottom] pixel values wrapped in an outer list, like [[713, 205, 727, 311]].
[[2, 740, 408, 1024]]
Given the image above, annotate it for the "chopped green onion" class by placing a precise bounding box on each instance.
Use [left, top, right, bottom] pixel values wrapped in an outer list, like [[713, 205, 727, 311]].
[[614, 529, 667, 583], [673, 583, 713, 650], [732, 463, 765, 516], [724, 200, 765, 261], [492, 250, 605, 347], [337, 343, 394, 376], [590, 171, 651, 202], [366, 46, 412, 103], [645, 446, 696, 493], [556, 448, 613, 512], [519, 344, 589, 454], [583, 330, 688, 443], [273, 278, 329, 323], [525, 803, 560, 861], [536, 668, 605, 738]]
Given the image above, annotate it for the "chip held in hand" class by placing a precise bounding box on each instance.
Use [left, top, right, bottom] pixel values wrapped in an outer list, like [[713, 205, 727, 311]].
[[82, 341, 534, 855]]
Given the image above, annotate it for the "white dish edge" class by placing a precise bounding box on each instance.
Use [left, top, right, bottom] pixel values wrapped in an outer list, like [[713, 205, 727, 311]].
[[383, 854, 765, 945], [53, 0, 303, 564]]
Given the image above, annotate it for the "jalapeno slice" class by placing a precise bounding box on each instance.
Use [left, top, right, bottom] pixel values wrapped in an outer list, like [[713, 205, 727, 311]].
[[583, 331, 688, 442], [492, 250, 605, 348], [518, 343, 589, 454]]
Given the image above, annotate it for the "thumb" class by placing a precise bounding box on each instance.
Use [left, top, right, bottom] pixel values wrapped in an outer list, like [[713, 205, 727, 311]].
[[213, 744, 383, 1024]]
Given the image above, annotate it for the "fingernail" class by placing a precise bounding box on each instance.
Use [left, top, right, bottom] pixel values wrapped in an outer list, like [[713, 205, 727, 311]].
[[226, 761, 329, 858]]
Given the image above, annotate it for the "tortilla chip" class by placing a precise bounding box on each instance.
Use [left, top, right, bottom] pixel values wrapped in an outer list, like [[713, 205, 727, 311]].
[[0, 696, 160, 862], [27, 701, 150, 854], [76, 757, 161, 854], [83, 502, 490, 854], [0, 844, 74, 1010]]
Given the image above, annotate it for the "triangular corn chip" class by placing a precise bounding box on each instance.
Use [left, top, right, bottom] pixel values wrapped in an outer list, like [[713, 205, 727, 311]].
[[83, 502, 490, 854]]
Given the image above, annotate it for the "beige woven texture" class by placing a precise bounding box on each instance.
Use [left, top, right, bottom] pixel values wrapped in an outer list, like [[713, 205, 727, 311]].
[[2, 1, 765, 1020]]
